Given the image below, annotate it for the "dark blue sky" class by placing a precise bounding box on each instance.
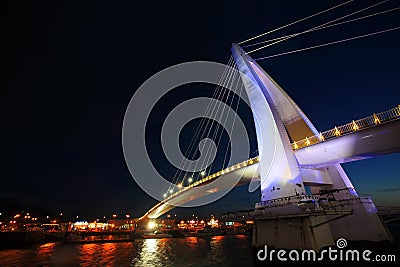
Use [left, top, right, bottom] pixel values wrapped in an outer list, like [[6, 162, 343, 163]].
[[2, 0, 400, 219]]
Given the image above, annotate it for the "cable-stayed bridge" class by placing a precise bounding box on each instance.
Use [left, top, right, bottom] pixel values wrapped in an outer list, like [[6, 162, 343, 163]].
[[131, 1, 400, 250], [138, 41, 400, 250]]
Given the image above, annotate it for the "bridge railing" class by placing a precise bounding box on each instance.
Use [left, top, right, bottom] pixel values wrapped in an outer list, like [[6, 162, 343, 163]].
[[163, 156, 261, 203], [292, 105, 400, 150]]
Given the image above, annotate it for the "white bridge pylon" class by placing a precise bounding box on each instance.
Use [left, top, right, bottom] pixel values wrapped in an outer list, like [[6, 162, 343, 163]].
[[231, 43, 400, 203]]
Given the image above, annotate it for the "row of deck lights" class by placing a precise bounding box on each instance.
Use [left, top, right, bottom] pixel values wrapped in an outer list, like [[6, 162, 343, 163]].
[[163, 169, 209, 198], [292, 110, 393, 150], [163, 157, 260, 199], [163, 175, 195, 198]]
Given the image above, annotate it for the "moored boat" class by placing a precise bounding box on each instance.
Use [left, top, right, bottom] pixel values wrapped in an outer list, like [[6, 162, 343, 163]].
[[142, 230, 173, 239], [196, 228, 225, 237]]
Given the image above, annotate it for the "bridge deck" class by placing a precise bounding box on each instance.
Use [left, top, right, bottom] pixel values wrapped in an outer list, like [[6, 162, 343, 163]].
[[142, 106, 400, 219]]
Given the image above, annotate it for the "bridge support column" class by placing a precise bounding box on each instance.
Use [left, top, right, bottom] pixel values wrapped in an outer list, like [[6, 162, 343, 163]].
[[252, 213, 334, 250], [252, 198, 392, 251]]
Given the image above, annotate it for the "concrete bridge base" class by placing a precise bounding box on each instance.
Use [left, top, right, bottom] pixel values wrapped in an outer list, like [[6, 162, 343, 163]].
[[252, 196, 392, 251]]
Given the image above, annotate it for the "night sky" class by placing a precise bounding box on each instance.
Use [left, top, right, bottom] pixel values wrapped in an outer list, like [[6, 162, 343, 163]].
[[2, 0, 400, 219]]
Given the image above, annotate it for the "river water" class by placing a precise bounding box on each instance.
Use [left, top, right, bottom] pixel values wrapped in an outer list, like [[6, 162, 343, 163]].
[[0, 235, 253, 266]]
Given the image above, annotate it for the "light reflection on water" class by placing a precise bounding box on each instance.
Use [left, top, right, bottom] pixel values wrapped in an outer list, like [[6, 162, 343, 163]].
[[0, 235, 253, 266]]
